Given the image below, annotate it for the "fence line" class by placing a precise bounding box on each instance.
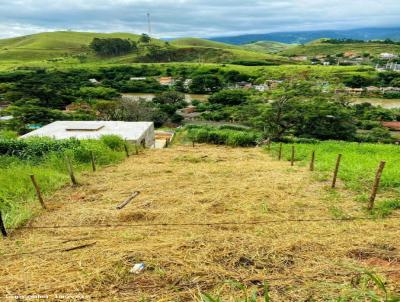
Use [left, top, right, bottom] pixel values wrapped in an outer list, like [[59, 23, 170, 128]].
[[7, 215, 400, 231]]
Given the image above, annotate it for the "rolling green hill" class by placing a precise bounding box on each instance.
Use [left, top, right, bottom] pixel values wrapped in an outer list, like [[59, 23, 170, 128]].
[[280, 39, 400, 57], [242, 41, 297, 53], [0, 31, 153, 62], [170, 37, 240, 49], [0, 31, 290, 65], [168, 37, 291, 64]]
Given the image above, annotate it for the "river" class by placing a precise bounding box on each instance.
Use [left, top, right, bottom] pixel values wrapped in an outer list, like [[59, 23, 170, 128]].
[[351, 98, 400, 109]]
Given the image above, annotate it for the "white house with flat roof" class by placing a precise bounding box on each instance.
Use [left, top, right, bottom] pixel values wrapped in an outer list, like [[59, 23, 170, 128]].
[[21, 121, 155, 147]]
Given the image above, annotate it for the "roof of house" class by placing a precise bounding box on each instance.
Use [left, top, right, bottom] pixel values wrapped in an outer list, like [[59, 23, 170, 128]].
[[21, 121, 154, 141], [382, 121, 400, 130]]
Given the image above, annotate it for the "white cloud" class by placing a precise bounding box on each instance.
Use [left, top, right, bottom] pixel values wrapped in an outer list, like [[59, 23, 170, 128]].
[[0, 0, 399, 38]]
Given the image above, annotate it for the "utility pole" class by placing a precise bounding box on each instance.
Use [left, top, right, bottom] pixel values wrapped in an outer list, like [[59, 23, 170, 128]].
[[147, 13, 152, 35]]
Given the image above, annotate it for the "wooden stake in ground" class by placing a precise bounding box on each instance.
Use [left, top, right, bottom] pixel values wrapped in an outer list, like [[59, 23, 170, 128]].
[[124, 144, 130, 158], [30, 175, 47, 209], [368, 161, 386, 210], [65, 156, 78, 186], [192, 140, 195, 148], [291, 145, 295, 166], [267, 139, 271, 151], [278, 143, 283, 161], [310, 151, 315, 171], [90, 151, 96, 172], [0, 211, 7, 238], [331, 154, 342, 189], [165, 138, 169, 148], [116, 191, 141, 210]]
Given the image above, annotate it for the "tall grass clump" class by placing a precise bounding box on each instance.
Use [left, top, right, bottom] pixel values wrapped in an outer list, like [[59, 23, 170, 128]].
[[0, 136, 127, 228], [187, 125, 262, 147], [267, 141, 400, 192]]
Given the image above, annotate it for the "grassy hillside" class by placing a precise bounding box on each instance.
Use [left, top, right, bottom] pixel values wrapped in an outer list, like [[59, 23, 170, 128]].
[[0, 31, 151, 62], [170, 37, 239, 49], [242, 40, 297, 53], [0, 32, 290, 65], [281, 39, 400, 57], [169, 37, 291, 64]]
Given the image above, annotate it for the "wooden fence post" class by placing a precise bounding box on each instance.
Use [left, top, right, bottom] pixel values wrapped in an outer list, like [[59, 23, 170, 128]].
[[368, 161, 386, 210], [165, 138, 169, 148], [192, 140, 195, 148], [124, 144, 130, 158], [331, 154, 342, 188], [65, 156, 78, 186], [278, 143, 283, 161], [30, 175, 47, 209], [0, 211, 7, 238], [267, 139, 271, 151], [291, 145, 295, 166], [310, 150, 315, 171], [90, 151, 96, 172]]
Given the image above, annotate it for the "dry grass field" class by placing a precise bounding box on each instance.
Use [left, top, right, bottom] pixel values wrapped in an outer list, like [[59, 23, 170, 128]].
[[1, 145, 399, 301]]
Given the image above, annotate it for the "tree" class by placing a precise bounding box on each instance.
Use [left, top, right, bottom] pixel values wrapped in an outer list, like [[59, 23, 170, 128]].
[[189, 74, 223, 93], [153, 91, 186, 115], [89, 38, 137, 56], [139, 34, 151, 44], [295, 99, 357, 140], [78, 87, 119, 100], [209, 89, 249, 106]]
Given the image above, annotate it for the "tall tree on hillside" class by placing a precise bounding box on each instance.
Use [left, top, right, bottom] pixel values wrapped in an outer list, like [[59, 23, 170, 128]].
[[139, 33, 151, 44]]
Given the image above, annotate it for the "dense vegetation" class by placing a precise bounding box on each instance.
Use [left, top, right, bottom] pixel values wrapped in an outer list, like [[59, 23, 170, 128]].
[[89, 38, 138, 56], [186, 125, 262, 147], [0, 133, 130, 228]]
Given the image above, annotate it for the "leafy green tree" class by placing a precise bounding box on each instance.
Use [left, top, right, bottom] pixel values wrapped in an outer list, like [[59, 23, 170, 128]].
[[89, 38, 137, 56], [78, 87, 119, 100], [139, 33, 151, 44], [189, 74, 223, 93], [209, 89, 249, 106], [153, 91, 186, 115], [295, 99, 357, 140]]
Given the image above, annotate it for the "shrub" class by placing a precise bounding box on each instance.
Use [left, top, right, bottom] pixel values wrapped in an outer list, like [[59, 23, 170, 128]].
[[187, 126, 262, 147], [100, 135, 125, 151]]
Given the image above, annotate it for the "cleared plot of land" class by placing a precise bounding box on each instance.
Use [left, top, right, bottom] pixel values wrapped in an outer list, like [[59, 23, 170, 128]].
[[0, 145, 399, 301]]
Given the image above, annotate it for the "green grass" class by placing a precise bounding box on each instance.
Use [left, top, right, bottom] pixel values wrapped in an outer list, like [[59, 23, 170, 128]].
[[170, 38, 240, 50], [0, 136, 128, 229], [280, 40, 400, 57], [242, 40, 297, 53], [267, 141, 400, 192]]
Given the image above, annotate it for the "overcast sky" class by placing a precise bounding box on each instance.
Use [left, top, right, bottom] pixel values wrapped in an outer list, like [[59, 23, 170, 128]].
[[1, 0, 400, 39]]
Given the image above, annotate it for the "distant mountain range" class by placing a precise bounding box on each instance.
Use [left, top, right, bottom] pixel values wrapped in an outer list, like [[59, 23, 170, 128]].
[[210, 27, 400, 45]]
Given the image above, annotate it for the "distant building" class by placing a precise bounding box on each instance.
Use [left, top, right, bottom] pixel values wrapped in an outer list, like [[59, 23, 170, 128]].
[[89, 78, 100, 85], [382, 121, 400, 131], [291, 56, 308, 61], [0, 115, 13, 121], [253, 84, 268, 92], [159, 77, 175, 86], [183, 79, 192, 89], [379, 53, 398, 60], [130, 77, 147, 81], [21, 121, 155, 148], [376, 62, 400, 72]]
